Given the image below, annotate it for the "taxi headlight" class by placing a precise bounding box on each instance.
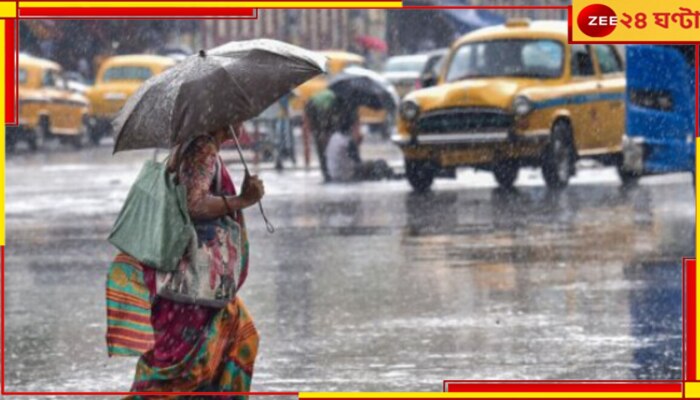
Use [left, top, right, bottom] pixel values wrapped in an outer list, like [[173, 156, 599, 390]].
[[513, 96, 533, 116], [400, 100, 420, 122]]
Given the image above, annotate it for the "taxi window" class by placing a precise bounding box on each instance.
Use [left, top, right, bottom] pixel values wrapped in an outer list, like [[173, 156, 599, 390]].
[[571, 45, 595, 76], [594, 45, 623, 74], [18, 68, 27, 85], [102, 66, 153, 82], [42, 70, 54, 87], [42, 69, 63, 87]]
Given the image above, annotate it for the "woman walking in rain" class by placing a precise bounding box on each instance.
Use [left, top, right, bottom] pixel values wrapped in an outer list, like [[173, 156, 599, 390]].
[[107, 126, 265, 398], [104, 40, 325, 398]]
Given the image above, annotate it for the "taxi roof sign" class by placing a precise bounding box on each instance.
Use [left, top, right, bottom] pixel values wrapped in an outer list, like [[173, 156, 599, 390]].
[[505, 18, 531, 28]]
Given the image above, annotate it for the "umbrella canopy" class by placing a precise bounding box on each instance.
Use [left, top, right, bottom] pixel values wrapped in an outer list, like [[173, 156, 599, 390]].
[[112, 39, 326, 153], [328, 65, 399, 111]]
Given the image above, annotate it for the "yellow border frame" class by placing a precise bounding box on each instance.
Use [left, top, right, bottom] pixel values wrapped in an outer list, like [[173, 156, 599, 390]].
[[1, 2, 696, 398]]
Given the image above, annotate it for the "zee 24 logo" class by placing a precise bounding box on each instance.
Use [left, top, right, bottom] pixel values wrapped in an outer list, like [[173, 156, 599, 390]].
[[577, 4, 619, 37], [577, 3, 700, 37]]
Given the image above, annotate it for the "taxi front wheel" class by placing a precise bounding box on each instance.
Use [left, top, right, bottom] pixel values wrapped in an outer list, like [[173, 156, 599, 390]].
[[493, 161, 519, 189], [405, 159, 434, 193], [542, 121, 575, 189]]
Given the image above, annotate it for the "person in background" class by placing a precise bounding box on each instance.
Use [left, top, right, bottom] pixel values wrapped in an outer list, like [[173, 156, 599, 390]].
[[325, 100, 396, 183], [78, 57, 91, 81], [303, 89, 338, 182], [274, 93, 295, 170]]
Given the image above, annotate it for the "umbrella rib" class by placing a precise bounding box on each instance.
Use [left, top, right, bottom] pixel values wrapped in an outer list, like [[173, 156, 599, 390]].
[[226, 72, 255, 112]]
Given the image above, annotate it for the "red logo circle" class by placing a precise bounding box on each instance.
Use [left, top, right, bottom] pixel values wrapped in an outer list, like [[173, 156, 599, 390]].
[[577, 4, 617, 37]]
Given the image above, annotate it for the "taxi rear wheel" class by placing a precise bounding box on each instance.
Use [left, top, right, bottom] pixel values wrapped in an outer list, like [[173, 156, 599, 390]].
[[542, 121, 575, 189], [90, 130, 102, 146], [616, 155, 640, 186], [493, 161, 519, 189], [29, 118, 49, 151], [69, 133, 88, 149], [405, 159, 434, 192], [71, 118, 90, 149], [89, 120, 104, 146]]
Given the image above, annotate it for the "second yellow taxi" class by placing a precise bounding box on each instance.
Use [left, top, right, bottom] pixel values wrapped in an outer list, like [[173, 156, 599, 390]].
[[86, 54, 175, 144]]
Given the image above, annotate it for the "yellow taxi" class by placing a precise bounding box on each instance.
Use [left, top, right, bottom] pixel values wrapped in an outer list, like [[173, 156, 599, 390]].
[[10, 54, 90, 151], [291, 50, 393, 137], [393, 19, 626, 191], [86, 54, 175, 144]]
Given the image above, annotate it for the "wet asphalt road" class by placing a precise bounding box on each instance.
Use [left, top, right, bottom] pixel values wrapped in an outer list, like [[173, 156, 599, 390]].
[[3, 138, 695, 394]]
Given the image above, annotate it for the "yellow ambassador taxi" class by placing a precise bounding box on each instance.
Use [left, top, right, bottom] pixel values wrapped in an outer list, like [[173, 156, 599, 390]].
[[393, 19, 627, 191], [10, 54, 90, 152], [291, 50, 393, 137], [86, 54, 175, 144]]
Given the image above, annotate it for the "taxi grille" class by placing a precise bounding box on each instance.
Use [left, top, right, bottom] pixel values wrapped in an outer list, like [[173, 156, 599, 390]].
[[415, 108, 513, 134]]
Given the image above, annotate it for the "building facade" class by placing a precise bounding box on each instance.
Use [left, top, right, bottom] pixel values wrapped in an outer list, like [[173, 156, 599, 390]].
[[388, 1, 570, 55], [199, 4, 570, 60], [198, 10, 386, 54]]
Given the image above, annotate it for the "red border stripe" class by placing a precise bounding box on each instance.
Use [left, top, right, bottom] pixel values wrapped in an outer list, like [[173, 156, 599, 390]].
[[4, 19, 15, 125], [20, 7, 256, 17], [687, 259, 697, 381], [2, 392, 299, 396], [446, 383, 682, 393], [567, 5, 573, 43], [0, 2, 693, 396]]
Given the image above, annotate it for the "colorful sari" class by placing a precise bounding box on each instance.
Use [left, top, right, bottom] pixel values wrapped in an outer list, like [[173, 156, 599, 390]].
[[106, 136, 258, 399]]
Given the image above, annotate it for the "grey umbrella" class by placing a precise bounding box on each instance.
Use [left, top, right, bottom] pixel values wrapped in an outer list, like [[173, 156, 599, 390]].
[[112, 39, 326, 153], [328, 66, 399, 111]]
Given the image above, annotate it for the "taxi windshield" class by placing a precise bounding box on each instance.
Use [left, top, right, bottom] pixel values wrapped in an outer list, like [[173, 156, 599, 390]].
[[445, 39, 564, 82], [102, 66, 153, 82]]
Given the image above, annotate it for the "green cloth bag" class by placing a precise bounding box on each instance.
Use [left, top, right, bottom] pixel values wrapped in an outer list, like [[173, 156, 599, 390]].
[[108, 159, 195, 272]]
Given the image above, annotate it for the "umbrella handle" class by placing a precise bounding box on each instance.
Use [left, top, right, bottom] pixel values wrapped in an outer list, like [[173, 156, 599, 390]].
[[258, 201, 275, 234], [228, 125, 275, 234]]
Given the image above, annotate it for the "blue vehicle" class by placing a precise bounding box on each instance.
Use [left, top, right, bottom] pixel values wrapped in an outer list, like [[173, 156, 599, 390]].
[[622, 45, 696, 183]]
